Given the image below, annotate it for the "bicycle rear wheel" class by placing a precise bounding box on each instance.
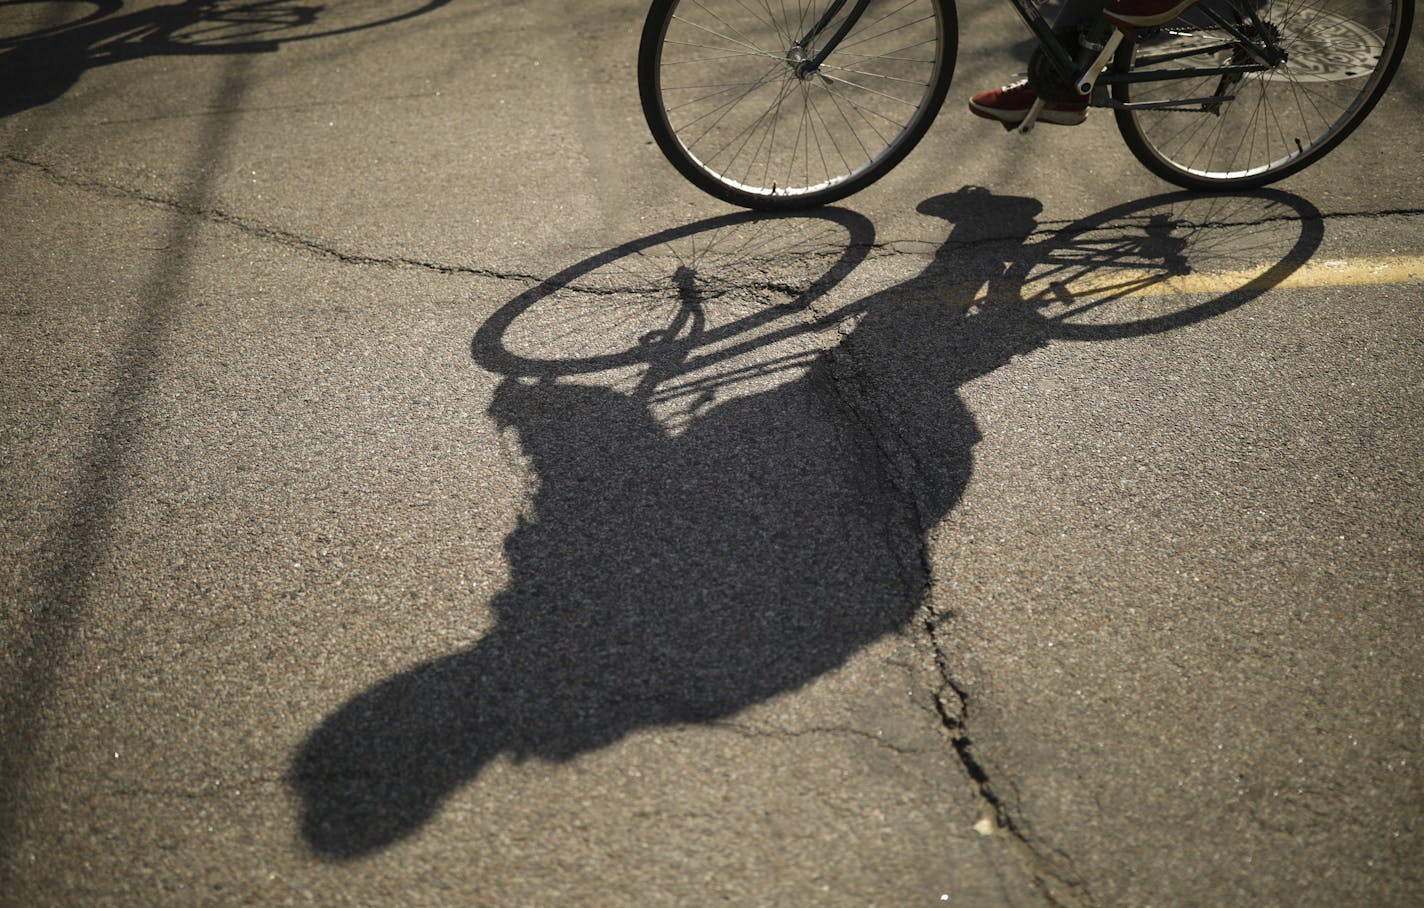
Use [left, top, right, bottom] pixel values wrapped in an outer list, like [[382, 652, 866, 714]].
[[1112, 0, 1411, 190], [638, 0, 956, 210]]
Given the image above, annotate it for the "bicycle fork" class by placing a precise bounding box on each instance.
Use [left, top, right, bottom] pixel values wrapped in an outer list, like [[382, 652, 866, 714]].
[[788, 0, 873, 78]]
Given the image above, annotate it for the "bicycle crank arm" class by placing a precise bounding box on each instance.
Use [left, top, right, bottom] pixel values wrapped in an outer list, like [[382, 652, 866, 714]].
[[1075, 27, 1125, 95], [1018, 97, 1047, 133]]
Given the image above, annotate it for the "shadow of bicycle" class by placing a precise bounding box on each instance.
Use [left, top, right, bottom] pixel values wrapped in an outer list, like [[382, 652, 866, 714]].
[[0, 0, 451, 116], [290, 187, 1322, 860]]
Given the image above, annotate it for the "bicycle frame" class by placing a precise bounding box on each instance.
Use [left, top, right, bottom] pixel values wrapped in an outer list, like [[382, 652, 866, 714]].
[[798, 0, 1286, 94]]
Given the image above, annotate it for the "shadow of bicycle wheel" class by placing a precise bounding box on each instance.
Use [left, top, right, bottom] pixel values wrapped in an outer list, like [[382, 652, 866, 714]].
[[1010, 190, 1325, 340], [291, 186, 1320, 861]]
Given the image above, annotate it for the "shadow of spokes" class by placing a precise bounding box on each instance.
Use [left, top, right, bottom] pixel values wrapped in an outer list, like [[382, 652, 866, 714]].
[[290, 187, 1321, 860]]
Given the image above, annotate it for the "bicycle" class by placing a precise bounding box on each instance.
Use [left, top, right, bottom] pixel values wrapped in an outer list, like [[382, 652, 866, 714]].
[[637, 0, 1412, 210]]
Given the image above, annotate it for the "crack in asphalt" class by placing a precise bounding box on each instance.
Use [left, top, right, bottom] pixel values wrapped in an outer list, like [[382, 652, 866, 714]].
[[930, 654, 1095, 908], [3, 154, 859, 299], [2, 153, 544, 285], [11, 153, 1420, 301], [11, 148, 1422, 902], [819, 339, 1095, 908]]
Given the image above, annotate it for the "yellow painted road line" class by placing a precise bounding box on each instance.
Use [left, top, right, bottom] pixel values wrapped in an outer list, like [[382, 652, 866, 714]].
[[1016, 255, 1424, 303]]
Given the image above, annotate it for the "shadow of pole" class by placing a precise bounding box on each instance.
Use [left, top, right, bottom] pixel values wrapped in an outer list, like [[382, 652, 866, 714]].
[[2, 0, 465, 857], [0, 53, 255, 861]]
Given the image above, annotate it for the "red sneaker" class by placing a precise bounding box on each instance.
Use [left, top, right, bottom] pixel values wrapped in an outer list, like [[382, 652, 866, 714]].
[[968, 80, 1088, 127], [1105, 0, 1200, 28]]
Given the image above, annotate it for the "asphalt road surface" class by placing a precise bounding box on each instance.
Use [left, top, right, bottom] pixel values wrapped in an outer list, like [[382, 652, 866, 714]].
[[2, 1, 1421, 906]]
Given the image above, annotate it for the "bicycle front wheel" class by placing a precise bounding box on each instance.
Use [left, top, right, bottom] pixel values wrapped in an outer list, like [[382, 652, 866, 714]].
[[639, 0, 957, 210], [1113, 0, 1412, 190]]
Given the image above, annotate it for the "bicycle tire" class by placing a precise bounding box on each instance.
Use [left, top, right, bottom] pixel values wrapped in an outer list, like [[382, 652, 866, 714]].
[[1112, 0, 1412, 190], [638, 0, 957, 210]]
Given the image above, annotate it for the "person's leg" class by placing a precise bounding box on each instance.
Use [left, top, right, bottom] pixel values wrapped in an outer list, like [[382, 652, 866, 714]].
[[967, 0, 1100, 127], [1102, 0, 1202, 28], [1053, 0, 1104, 29], [968, 0, 1201, 126]]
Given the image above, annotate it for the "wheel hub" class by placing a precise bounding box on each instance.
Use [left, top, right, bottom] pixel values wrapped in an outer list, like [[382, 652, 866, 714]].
[[786, 45, 818, 79]]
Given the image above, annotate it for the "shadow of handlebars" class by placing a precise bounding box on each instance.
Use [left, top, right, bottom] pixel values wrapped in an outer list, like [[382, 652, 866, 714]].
[[291, 186, 1322, 859]]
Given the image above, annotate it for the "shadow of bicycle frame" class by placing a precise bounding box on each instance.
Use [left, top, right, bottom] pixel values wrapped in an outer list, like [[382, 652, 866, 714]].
[[289, 186, 1323, 860]]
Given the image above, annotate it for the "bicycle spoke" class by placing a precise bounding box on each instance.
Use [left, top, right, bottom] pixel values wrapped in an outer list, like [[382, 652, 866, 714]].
[[644, 0, 948, 204], [671, 13, 782, 59], [1117, 0, 1405, 185], [816, 61, 933, 87]]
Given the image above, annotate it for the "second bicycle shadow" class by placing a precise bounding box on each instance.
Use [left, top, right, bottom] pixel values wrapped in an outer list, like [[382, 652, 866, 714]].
[[290, 186, 1322, 860]]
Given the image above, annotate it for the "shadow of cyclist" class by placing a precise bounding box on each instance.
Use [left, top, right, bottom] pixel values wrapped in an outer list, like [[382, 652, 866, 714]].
[[291, 186, 1320, 859]]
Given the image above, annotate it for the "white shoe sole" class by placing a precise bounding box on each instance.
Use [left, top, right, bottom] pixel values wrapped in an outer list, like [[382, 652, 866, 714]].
[[968, 102, 1087, 127]]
